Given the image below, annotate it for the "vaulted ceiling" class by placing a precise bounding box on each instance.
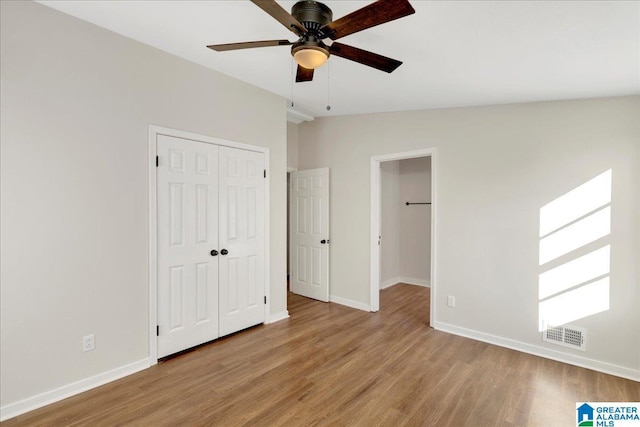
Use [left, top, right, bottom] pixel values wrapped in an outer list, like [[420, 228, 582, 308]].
[[40, 1, 640, 119]]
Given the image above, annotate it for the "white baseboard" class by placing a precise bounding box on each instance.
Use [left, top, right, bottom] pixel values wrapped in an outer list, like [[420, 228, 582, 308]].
[[381, 277, 430, 289], [432, 321, 639, 382], [329, 295, 371, 312], [380, 277, 400, 289], [266, 310, 290, 324], [0, 358, 151, 422], [398, 276, 430, 287]]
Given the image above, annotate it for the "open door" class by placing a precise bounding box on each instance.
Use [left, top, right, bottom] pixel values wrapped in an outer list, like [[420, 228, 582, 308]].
[[289, 168, 330, 302]]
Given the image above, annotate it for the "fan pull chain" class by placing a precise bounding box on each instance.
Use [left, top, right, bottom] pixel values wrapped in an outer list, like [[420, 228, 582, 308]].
[[326, 60, 331, 111]]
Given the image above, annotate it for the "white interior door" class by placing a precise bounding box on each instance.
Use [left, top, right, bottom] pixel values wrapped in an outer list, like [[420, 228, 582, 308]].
[[157, 135, 219, 358], [289, 168, 330, 302], [218, 146, 266, 336]]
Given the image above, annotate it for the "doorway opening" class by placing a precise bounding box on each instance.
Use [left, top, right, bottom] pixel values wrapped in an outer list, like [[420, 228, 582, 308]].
[[370, 149, 436, 326]]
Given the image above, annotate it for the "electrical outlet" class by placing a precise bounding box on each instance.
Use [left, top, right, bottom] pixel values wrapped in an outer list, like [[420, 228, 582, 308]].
[[447, 296, 456, 308], [83, 334, 95, 352]]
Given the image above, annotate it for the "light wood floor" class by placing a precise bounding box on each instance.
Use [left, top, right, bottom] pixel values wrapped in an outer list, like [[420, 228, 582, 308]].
[[3, 284, 639, 426]]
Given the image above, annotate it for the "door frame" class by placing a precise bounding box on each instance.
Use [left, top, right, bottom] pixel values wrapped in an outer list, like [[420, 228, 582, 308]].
[[148, 125, 270, 363], [370, 148, 436, 326]]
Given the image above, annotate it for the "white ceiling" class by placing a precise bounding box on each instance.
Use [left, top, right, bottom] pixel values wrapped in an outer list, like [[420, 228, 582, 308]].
[[39, 1, 639, 119]]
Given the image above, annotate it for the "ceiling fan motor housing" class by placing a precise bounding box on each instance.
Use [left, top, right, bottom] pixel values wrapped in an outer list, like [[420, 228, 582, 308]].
[[291, 1, 333, 33]]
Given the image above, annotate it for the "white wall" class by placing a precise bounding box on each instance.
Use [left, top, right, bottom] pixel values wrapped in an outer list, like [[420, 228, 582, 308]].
[[287, 122, 299, 171], [380, 161, 400, 287], [286, 123, 299, 276], [1, 1, 287, 413], [399, 157, 432, 285], [299, 96, 640, 378]]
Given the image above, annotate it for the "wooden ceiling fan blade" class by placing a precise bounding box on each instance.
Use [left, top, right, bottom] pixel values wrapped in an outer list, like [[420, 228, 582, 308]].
[[321, 0, 415, 40], [296, 65, 314, 82], [329, 42, 402, 73], [207, 40, 293, 52], [251, 0, 307, 36]]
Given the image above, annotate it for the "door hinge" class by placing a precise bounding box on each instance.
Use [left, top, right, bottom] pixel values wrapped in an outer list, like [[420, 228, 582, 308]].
[[264, 169, 266, 178], [156, 156, 159, 167], [156, 325, 159, 336], [264, 296, 267, 304]]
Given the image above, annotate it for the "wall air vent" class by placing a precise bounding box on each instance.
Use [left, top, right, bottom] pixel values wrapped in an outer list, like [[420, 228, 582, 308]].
[[542, 323, 586, 351]]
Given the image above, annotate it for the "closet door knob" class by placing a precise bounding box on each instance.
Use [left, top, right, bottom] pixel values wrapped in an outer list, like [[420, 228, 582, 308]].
[[210, 250, 218, 256], [220, 249, 229, 255]]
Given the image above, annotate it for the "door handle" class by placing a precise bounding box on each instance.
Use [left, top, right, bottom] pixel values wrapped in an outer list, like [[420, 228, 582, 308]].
[[220, 249, 229, 255], [320, 239, 330, 244], [210, 249, 218, 256]]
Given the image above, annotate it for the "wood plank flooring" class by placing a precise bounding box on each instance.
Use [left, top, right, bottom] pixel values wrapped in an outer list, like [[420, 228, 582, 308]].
[[3, 284, 639, 426]]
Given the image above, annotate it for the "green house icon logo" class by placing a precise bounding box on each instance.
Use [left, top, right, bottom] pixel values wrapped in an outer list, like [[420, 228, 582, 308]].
[[577, 403, 594, 426]]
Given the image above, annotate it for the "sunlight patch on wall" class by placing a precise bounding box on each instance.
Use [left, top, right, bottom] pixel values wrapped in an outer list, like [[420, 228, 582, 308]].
[[539, 277, 610, 329], [538, 170, 612, 332], [539, 207, 610, 265], [539, 170, 611, 237], [539, 245, 610, 300]]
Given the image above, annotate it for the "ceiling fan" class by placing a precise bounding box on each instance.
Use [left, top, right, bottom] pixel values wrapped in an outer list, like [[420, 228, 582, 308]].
[[207, 0, 415, 82]]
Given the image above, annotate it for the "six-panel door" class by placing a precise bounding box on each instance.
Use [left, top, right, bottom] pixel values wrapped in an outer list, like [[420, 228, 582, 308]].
[[157, 135, 220, 358], [218, 146, 266, 336], [289, 168, 330, 302]]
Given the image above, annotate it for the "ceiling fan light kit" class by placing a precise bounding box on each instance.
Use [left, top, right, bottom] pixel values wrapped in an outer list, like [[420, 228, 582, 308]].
[[292, 43, 329, 69], [291, 40, 329, 70], [207, 0, 415, 82]]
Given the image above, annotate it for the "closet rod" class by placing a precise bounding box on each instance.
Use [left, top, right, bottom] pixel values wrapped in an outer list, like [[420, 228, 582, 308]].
[[405, 202, 432, 206]]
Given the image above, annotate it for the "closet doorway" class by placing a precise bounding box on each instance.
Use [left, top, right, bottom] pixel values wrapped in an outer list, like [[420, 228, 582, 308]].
[[370, 149, 435, 323]]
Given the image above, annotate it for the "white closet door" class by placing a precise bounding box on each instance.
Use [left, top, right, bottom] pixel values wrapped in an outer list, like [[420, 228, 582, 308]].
[[218, 147, 266, 336], [289, 168, 330, 302], [157, 135, 219, 358]]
